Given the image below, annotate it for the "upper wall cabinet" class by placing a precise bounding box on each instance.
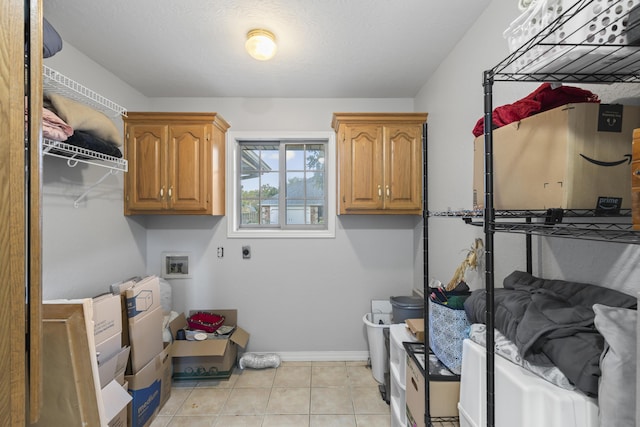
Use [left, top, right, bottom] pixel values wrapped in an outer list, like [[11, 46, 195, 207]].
[[332, 113, 427, 215], [123, 112, 230, 215]]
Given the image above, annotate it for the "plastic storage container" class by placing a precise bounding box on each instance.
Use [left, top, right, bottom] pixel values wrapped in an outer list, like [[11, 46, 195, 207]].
[[363, 313, 390, 384], [458, 339, 598, 427], [390, 296, 424, 323], [389, 323, 417, 427]]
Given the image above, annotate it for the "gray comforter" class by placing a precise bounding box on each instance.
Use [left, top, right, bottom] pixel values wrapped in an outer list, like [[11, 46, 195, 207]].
[[464, 270, 637, 396]]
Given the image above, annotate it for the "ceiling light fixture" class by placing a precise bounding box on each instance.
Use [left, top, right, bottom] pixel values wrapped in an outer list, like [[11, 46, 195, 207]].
[[245, 29, 277, 61]]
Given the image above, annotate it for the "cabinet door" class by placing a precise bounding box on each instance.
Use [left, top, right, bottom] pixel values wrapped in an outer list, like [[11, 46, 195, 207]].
[[168, 124, 209, 212], [384, 125, 423, 211], [340, 124, 384, 212], [125, 124, 168, 212]]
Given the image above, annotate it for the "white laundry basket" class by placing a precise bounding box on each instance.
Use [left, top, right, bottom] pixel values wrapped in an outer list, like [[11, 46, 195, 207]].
[[363, 313, 390, 384]]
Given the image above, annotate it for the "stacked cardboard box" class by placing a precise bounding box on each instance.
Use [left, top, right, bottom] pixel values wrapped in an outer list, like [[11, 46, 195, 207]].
[[92, 293, 132, 427], [37, 298, 133, 427], [112, 276, 172, 427]]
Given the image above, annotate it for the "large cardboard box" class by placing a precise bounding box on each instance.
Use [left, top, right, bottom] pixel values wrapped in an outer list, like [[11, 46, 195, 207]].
[[125, 344, 172, 427], [473, 103, 640, 210], [110, 276, 140, 348], [129, 307, 164, 373], [98, 346, 130, 388], [169, 310, 250, 380], [102, 380, 132, 427], [92, 293, 122, 346], [125, 276, 161, 319], [124, 276, 164, 373]]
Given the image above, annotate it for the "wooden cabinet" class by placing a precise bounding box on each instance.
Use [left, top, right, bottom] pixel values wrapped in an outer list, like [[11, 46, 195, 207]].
[[123, 112, 230, 215], [332, 113, 427, 215]]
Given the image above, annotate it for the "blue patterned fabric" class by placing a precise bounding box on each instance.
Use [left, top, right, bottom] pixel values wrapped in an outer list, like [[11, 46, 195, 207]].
[[429, 298, 470, 374]]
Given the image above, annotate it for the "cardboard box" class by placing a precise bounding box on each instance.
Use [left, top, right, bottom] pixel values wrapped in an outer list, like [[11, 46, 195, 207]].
[[97, 332, 123, 365], [406, 346, 460, 425], [125, 276, 161, 319], [473, 103, 640, 210], [110, 276, 140, 348], [117, 276, 164, 374], [128, 306, 164, 373], [102, 380, 132, 427], [169, 310, 250, 380], [406, 318, 424, 342], [92, 293, 122, 346], [125, 344, 172, 427], [98, 346, 130, 388]]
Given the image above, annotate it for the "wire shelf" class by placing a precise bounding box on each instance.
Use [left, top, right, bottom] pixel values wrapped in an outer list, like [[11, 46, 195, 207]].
[[461, 210, 640, 244], [42, 139, 127, 172], [41, 66, 128, 204], [490, 0, 640, 83], [43, 65, 127, 118]]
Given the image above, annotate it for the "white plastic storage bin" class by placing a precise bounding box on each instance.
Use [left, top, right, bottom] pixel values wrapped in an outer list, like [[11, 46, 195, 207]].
[[458, 339, 599, 427], [389, 324, 417, 427]]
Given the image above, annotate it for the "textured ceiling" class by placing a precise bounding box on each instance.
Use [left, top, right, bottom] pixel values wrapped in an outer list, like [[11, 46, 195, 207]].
[[43, 0, 491, 98]]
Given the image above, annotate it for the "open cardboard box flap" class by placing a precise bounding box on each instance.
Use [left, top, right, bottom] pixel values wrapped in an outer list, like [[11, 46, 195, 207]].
[[169, 310, 249, 358]]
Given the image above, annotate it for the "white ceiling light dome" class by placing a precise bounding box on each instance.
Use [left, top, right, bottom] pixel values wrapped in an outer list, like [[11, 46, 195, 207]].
[[245, 29, 277, 61]]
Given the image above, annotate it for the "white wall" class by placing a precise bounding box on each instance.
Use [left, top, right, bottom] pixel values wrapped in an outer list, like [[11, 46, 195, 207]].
[[41, 41, 422, 355], [41, 44, 150, 299], [145, 96, 421, 354], [416, 0, 640, 297]]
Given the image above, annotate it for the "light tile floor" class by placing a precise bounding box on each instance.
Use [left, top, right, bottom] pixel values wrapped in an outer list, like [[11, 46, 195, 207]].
[[151, 360, 460, 427], [151, 361, 392, 427]]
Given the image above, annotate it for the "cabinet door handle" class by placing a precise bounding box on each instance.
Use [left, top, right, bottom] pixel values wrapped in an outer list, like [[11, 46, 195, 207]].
[[160, 187, 164, 198], [168, 187, 173, 199], [386, 185, 390, 198], [634, 169, 640, 176], [378, 185, 382, 199]]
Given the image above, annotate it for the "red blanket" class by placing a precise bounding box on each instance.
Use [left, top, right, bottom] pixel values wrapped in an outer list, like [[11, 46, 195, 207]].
[[472, 83, 600, 137]]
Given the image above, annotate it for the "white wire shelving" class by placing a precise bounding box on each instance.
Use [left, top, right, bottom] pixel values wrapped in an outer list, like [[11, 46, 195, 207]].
[[43, 65, 127, 118], [42, 65, 128, 206]]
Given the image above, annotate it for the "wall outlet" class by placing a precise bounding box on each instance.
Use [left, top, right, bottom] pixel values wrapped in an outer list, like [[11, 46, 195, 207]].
[[242, 246, 251, 259]]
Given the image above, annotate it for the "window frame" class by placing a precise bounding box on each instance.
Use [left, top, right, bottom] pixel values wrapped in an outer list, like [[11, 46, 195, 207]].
[[226, 131, 336, 238]]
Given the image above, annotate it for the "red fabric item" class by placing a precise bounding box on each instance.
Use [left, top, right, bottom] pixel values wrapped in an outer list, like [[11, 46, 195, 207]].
[[187, 312, 225, 333], [472, 83, 600, 137]]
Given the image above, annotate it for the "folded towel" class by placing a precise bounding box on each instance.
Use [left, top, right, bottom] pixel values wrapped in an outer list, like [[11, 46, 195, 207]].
[[42, 107, 73, 141], [46, 92, 123, 146]]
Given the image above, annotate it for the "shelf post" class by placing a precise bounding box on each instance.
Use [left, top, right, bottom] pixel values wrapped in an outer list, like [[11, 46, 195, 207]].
[[482, 69, 496, 427], [422, 123, 432, 426]]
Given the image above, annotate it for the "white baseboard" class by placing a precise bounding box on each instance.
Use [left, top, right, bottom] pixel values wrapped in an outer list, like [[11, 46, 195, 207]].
[[243, 351, 370, 362]]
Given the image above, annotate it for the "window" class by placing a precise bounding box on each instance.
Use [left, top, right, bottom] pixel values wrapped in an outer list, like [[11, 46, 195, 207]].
[[227, 131, 336, 238]]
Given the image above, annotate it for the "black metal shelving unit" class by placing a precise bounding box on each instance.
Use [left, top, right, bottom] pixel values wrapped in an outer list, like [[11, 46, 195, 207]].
[[479, 1, 640, 426]]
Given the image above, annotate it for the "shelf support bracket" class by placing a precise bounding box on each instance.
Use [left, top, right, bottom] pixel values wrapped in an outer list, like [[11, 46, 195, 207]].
[[73, 169, 119, 208]]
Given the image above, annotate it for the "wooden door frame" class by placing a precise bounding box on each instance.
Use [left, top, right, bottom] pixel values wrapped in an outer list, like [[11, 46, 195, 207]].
[[0, 0, 43, 425]]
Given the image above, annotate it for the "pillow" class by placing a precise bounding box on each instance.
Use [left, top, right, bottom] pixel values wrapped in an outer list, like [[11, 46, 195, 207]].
[[46, 92, 123, 146], [43, 18, 63, 58], [593, 304, 637, 427]]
